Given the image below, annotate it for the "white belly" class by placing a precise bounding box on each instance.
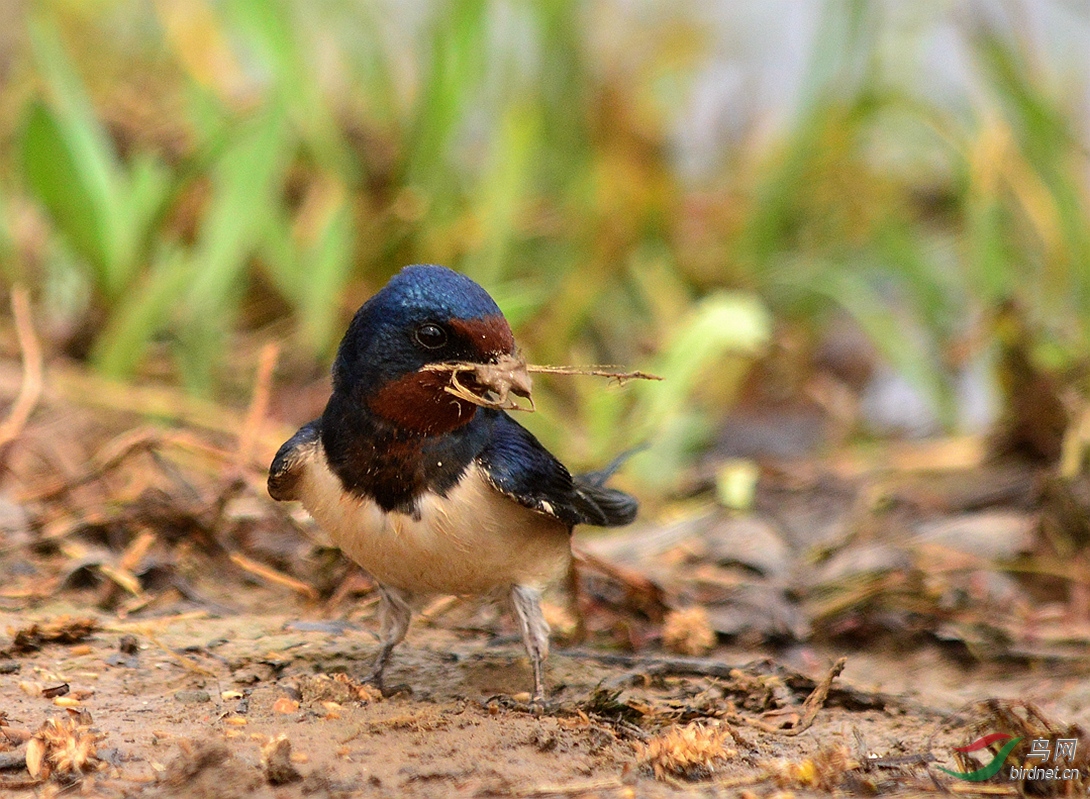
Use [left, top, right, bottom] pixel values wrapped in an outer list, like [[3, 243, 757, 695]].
[[297, 447, 571, 595]]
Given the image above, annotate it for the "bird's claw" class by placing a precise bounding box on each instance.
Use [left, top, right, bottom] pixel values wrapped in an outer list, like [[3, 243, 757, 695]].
[[363, 671, 411, 698], [485, 693, 551, 716], [362, 669, 384, 692]]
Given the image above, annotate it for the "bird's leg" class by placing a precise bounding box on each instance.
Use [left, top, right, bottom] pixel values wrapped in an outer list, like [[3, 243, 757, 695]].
[[510, 584, 550, 708], [365, 584, 413, 692]]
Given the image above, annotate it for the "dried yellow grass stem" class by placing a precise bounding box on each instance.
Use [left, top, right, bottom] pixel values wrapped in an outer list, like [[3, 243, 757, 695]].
[[0, 287, 43, 452], [423, 360, 662, 413], [228, 551, 319, 600], [526, 364, 663, 383]]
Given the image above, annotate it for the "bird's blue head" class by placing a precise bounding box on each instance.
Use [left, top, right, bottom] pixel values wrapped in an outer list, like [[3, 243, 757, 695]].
[[329, 265, 526, 434]]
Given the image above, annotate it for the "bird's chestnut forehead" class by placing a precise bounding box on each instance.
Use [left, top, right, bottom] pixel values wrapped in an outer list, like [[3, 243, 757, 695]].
[[449, 315, 515, 355]]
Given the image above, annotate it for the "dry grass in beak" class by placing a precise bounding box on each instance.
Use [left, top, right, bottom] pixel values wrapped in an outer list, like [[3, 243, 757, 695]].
[[526, 365, 663, 383], [424, 353, 535, 412], [423, 358, 661, 412]]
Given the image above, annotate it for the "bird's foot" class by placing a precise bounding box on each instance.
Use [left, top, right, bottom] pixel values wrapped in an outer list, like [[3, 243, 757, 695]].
[[362, 669, 411, 698], [362, 666, 384, 692], [484, 693, 551, 716]]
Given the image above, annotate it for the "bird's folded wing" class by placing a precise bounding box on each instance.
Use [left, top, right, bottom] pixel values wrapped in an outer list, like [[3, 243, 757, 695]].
[[268, 420, 321, 501], [478, 414, 638, 528]]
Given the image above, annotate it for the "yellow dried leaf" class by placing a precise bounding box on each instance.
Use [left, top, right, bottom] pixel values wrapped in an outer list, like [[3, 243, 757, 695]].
[[25, 737, 45, 779]]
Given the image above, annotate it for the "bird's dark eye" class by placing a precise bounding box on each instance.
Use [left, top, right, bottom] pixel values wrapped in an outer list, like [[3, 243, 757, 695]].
[[414, 323, 448, 349]]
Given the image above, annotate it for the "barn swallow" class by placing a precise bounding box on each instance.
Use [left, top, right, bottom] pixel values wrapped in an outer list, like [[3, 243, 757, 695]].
[[268, 265, 637, 704]]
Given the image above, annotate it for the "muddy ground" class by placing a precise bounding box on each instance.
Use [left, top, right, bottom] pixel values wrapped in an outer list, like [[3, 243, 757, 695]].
[[1, 598, 1088, 798], [1, 358, 1089, 797]]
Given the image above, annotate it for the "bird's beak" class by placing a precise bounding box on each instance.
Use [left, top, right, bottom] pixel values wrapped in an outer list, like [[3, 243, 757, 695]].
[[481, 352, 534, 408], [425, 352, 535, 412]]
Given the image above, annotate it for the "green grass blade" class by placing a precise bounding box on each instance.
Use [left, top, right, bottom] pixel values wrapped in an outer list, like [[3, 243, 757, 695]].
[[0, 188, 17, 283], [91, 249, 196, 378], [26, 16, 127, 294], [177, 107, 291, 390], [785, 263, 951, 425], [406, 0, 488, 197], [20, 101, 115, 288], [118, 153, 174, 281], [298, 194, 354, 356], [624, 292, 771, 488], [188, 110, 290, 310], [223, 0, 353, 176], [463, 103, 540, 285]]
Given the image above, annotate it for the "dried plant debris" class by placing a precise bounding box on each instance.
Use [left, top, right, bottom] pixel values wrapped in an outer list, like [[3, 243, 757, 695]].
[[25, 714, 103, 781], [759, 656, 845, 737], [40, 682, 70, 699], [156, 738, 265, 798], [6, 616, 98, 655], [526, 364, 662, 383], [767, 743, 863, 792], [720, 667, 796, 714], [424, 358, 661, 413], [661, 606, 717, 656], [261, 734, 302, 785], [423, 356, 535, 412], [638, 722, 736, 781], [579, 686, 647, 726], [297, 673, 383, 706], [161, 739, 231, 786]]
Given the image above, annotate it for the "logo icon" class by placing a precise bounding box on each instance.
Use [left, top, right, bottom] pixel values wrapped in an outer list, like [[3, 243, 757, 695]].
[[939, 733, 1024, 782]]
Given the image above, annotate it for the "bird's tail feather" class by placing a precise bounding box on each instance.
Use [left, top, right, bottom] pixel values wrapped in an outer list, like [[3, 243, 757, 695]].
[[572, 445, 644, 526], [571, 482, 638, 526], [575, 444, 647, 488]]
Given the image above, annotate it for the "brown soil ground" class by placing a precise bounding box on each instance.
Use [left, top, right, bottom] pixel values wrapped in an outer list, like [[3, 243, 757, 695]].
[[1, 357, 1089, 797], [1, 595, 1088, 797]]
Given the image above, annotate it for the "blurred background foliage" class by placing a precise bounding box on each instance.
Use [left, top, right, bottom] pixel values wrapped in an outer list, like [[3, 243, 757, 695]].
[[1, 0, 1089, 493]]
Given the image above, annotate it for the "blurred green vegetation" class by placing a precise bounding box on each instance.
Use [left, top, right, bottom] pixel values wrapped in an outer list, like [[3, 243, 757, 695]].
[[1, 1, 1089, 489]]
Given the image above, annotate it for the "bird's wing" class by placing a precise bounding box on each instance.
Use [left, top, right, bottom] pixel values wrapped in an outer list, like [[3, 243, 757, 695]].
[[477, 413, 638, 528], [268, 420, 321, 502]]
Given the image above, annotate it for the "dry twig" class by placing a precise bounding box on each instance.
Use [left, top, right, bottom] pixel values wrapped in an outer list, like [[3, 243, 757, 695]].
[[142, 631, 218, 677], [236, 342, 279, 469], [526, 364, 663, 383], [0, 287, 43, 454], [228, 551, 319, 600], [514, 776, 625, 796], [16, 426, 232, 505], [423, 360, 662, 413], [746, 657, 847, 736]]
